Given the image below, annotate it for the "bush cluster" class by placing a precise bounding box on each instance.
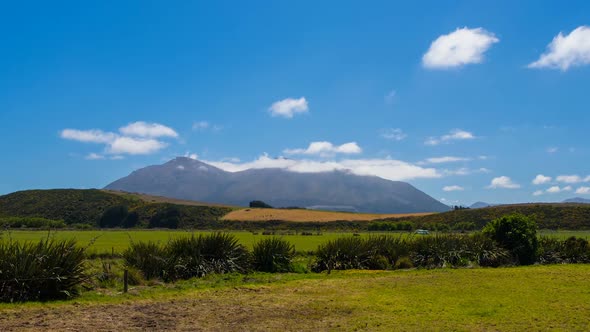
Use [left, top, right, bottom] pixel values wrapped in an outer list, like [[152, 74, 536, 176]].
[[124, 233, 295, 281], [0, 217, 66, 229], [0, 239, 86, 302], [312, 233, 510, 272]]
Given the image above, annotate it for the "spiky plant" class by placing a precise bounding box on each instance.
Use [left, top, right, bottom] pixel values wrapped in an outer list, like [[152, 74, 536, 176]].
[[0, 239, 86, 302], [252, 237, 295, 273]]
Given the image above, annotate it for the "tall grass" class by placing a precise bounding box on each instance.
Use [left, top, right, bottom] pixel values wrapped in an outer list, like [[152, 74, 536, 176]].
[[252, 237, 295, 272], [0, 239, 86, 302], [124, 233, 250, 281]]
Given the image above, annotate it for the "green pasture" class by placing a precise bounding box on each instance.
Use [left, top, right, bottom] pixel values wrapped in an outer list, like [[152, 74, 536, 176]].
[[3, 229, 590, 254]]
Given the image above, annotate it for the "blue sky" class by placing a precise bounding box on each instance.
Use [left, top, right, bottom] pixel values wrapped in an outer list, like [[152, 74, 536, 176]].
[[1, 1, 590, 205]]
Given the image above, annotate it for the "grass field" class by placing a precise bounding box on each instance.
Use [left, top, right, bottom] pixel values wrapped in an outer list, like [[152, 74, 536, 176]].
[[222, 208, 433, 222], [4, 229, 590, 255], [1, 230, 392, 254], [1, 265, 589, 330]]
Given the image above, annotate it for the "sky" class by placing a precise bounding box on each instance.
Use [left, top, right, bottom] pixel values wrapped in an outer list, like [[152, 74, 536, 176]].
[[1, 1, 590, 206]]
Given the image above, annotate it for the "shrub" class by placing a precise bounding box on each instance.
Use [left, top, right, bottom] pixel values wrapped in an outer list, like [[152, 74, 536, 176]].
[[0, 217, 66, 229], [365, 235, 410, 268], [123, 241, 168, 280], [252, 237, 295, 272], [538, 236, 590, 264], [125, 233, 250, 281], [249, 200, 273, 208], [483, 214, 538, 265], [312, 237, 372, 272], [0, 239, 86, 302]]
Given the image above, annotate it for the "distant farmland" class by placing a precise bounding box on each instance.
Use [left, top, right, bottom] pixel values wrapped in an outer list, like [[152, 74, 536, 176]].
[[223, 208, 434, 222]]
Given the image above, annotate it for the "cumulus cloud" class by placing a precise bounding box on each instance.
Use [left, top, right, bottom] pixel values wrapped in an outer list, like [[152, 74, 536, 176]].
[[60, 129, 116, 144], [119, 121, 178, 138], [556, 175, 583, 184], [487, 176, 520, 189], [205, 154, 441, 182], [533, 190, 544, 196], [425, 129, 476, 146], [61, 121, 177, 157], [576, 187, 590, 194], [425, 156, 470, 164], [528, 26, 590, 71], [546, 185, 572, 194], [108, 137, 168, 155], [422, 27, 499, 69], [547, 147, 558, 154], [381, 128, 407, 141], [443, 185, 464, 192], [268, 97, 309, 118], [85, 153, 104, 160], [532, 174, 552, 185], [283, 141, 362, 156]]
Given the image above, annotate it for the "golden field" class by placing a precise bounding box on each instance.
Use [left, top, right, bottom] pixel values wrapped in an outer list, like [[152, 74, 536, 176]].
[[222, 208, 434, 222]]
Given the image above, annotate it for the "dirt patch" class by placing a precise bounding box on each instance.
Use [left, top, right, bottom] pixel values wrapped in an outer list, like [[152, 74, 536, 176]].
[[0, 288, 344, 331]]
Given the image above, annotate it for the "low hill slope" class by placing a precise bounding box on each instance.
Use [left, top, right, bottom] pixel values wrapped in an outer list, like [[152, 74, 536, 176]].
[[0, 189, 233, 228], [223, 208, 433, 222], [392, 203, 590, 230]]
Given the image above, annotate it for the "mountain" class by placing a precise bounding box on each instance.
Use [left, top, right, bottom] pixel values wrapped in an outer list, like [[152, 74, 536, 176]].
[[470, 202, 494, 209], [563, 197, 590, 204], [104, 157, 450, 213]]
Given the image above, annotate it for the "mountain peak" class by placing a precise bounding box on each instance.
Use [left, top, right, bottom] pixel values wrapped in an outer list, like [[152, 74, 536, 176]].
[[105, 158, 449, 213]]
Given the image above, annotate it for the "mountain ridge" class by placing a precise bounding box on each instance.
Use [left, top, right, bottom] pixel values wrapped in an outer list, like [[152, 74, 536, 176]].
[[105, 157, 449, 213]]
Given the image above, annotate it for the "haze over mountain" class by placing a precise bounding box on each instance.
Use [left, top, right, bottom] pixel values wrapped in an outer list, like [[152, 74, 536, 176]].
[[563, 197, 590, 204], [105, 157, 449, 213]]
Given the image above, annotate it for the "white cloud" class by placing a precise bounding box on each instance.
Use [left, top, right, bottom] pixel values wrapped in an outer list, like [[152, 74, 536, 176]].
[[108, 137, 168, 155], [119, 121, 178, 138], [384, 90, 397, 104], [205, 155, 441, 182], [425, 156, 470, 164], [184, 152, 198, 160], [532, 174, 552, 185], [85, 153, 104, 160], [61, 121, 176, 156], [381, 128, 407, 141], [283, 141, 362, 156], [443, 185, 464, 192], [487, 176, 520, 189], [425, 129, 476, 146], [422, 27, 499, 69], [546, 185, 572, 194], [533, 190, 544, 196], [576, 187, 590, 195], [585, 176, 590, 182], [547, 147, 558, 154], [268, 97, 309, 118], [60, 129, 116, 144], [556, 175, 583, 184], [528, 26, 590, 71], [192, 121, 210, 130]]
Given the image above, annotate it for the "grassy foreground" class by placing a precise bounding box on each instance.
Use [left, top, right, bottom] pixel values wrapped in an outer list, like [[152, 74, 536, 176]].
[[1, 265, 589, 331]]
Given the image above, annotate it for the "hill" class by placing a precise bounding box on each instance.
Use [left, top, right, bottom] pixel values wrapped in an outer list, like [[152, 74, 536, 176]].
[[223, 208, 432, 222], [0, 189, 233, 228], [105, 157, 449, 213], [563, 197, 590, 204], [389, 203, 590, 230]]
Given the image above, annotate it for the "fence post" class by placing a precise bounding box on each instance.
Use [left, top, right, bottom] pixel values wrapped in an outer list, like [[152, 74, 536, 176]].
[[123, 269, 128, 293]]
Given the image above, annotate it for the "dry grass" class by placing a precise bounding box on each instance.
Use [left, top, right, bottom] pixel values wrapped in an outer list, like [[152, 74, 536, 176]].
[[223, 208, 433, 222]]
